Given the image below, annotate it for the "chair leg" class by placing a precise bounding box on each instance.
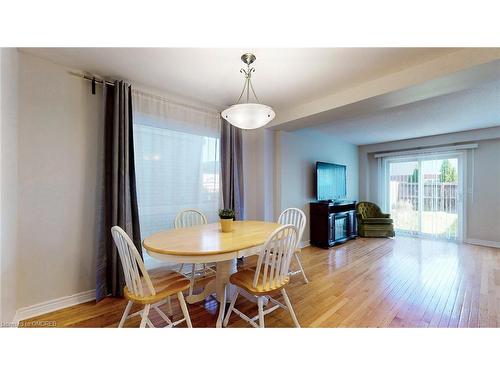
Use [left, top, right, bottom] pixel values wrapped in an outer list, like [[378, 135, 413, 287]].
[[178, 292, 192, 328], [118, 301, 133, 328], [178, 263, 184, 273], [223, 289, 239, 327], [257, 296, 265, 328], [294, 252, 309, 284], [281, 289, 300, 328], [166, 296, 173, 315], [139, 304, 151, 328], [188, 264, 196, 296]]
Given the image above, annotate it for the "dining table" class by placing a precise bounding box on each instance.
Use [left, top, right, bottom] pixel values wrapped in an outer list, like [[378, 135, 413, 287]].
[[142, 220, 282, 327]]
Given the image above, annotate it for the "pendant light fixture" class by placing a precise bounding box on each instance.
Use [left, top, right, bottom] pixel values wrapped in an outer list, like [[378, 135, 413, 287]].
[[221, 53, 275, 130]]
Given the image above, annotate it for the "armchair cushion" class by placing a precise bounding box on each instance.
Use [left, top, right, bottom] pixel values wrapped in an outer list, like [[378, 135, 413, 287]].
[[357, 201, 384, 219]]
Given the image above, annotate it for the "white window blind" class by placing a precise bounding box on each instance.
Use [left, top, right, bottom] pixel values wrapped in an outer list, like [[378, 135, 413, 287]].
[[132, 90, 222, 268]]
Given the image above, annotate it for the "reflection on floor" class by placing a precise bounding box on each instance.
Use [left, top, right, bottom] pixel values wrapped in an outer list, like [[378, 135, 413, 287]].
[[21, 236, 500, 327]]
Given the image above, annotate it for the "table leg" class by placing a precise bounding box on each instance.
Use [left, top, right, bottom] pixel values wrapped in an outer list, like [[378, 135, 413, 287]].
[[185, 279, 215, 304], [184, 258, 237, 307], [181, 257, 267, 327]]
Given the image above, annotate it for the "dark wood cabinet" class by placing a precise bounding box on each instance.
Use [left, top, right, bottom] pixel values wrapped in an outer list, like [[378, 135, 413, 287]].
[[310, 201, 357, 248]]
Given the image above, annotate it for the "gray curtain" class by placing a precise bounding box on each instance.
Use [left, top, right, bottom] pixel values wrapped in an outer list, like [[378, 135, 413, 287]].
[[96, 80, 141, 301], [221, 118, 244, 220]]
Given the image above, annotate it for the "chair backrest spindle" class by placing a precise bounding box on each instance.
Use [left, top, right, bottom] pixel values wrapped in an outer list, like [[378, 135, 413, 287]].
[[278, 208, 306, 249], [253, 224, 298, 289], [111, 226, 155, 298], [174, 209, 208, 229]]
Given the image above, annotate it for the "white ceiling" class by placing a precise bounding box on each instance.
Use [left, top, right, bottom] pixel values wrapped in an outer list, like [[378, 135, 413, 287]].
[[19, 48, 499, 145], [21, 48, 458, 110], [314, 79, 500, 145]]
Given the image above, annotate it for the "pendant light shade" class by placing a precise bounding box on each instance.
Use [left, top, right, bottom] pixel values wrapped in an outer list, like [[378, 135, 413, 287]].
[[222, 103, 275, 130], [222, 53, 275, 130]]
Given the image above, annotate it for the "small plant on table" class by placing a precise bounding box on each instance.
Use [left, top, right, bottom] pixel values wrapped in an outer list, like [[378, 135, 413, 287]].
[[218, 208, 235, 232]]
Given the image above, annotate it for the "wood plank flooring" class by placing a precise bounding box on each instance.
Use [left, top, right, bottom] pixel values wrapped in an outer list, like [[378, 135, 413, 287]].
[[22, 236, 500, 328]]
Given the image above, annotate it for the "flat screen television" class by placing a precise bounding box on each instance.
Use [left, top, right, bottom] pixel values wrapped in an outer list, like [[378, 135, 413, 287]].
[[316, 162, 347, 201]]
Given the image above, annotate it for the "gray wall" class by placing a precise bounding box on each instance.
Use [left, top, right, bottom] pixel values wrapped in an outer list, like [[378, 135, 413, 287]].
[[466, 138, 500, 243], [276, 129, 359, 242], [1, 48, 19, 322], [358, 126, 500, 244], [242, 128, 276, 221], [16, 51, 103, 309]]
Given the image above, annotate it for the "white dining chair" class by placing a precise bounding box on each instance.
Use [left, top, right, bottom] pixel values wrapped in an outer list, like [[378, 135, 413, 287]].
[[174, 209, 215, 296], [278, 207, 309, 283], [223, 224, 301, 328], [111, 226, 192, 328], [174, 209, 208, 229]]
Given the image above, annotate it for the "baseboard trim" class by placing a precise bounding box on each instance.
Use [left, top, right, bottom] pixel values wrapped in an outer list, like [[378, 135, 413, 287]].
[[465, 238, 500, 249], [13, 289, 95, 325], [299, 240, 311, 248]]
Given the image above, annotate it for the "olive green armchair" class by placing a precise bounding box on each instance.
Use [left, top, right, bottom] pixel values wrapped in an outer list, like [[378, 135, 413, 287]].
[[356, 201, 395, 238]]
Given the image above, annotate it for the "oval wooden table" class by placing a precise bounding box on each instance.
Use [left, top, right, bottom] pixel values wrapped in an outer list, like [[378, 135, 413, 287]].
[[142, 220, 282, 327]]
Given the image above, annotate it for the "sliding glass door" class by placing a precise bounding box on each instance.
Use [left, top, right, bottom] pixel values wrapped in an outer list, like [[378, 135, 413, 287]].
[[384, 153, 463, 241], [387, 160, 420, 235]]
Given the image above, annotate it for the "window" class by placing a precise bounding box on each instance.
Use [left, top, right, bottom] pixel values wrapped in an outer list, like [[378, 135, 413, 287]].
[[133, 122, 221, 268], [131, 89, 222, 268]]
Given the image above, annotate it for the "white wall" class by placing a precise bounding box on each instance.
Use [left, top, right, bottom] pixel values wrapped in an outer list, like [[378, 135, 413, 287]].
[[16, 52, 103, 309], [358, 126, 500, 244], [1, 48, 19, 323], [275, 129, 359, 242]]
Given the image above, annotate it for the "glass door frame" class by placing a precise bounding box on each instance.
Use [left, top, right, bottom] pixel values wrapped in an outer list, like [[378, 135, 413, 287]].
[[380, 151, 466, 241]]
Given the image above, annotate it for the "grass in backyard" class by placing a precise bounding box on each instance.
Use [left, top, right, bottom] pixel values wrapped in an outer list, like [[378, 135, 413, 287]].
[[391, 209, 457, 238]]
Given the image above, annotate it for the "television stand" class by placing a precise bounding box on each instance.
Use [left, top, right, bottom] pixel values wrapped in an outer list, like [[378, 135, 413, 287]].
[[310, 200, 357, 248]]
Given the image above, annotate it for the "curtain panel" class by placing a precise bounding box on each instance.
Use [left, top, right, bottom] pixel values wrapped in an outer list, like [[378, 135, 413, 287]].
[[221, 118, 244, 220], [96, 81, 141, 300]]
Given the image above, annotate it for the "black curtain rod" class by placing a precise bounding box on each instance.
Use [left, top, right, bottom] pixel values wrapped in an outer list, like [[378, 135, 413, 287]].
[[68, 71, 222, 115], [68, 71, 115, 94]]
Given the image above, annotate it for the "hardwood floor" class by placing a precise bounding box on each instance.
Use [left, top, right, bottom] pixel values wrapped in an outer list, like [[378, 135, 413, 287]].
[[22, 236, 500, 327]]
